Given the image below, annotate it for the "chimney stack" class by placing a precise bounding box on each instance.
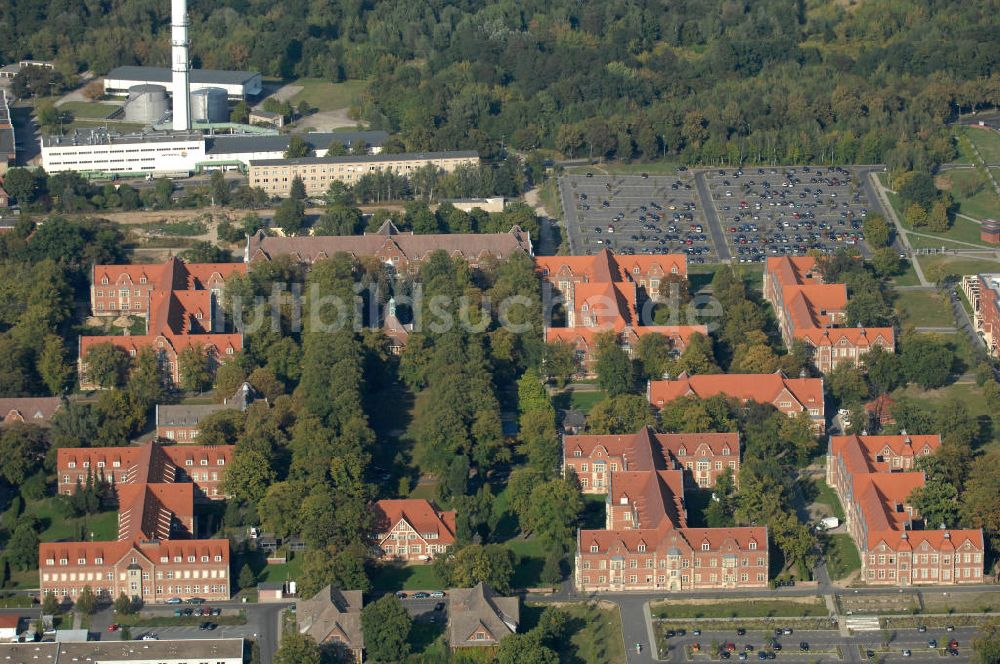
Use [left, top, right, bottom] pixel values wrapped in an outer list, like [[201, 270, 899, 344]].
[[171, 0, 191, 131]]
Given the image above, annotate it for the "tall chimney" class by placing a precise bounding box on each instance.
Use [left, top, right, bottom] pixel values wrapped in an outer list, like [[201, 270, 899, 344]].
[[171, 0, 191, 131]]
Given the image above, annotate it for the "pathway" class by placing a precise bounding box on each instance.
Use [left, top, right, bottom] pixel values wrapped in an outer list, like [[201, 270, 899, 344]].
[[958, 128, 1000, 197], [867, 171, 930, 287], [692, 170, 732, 262]]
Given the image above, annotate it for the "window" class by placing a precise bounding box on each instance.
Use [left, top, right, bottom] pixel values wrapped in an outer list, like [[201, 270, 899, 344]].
[[590, 545, 599, 553], [701, 542, 710, 551], [638, 544, 646, 552], [749, 541, 757, 550]]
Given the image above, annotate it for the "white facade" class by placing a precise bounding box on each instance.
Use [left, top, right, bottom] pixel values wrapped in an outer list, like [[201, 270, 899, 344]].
[[104, 69, 262, 100], [0, 638, 244, 663], [42, 133, 205, 175]]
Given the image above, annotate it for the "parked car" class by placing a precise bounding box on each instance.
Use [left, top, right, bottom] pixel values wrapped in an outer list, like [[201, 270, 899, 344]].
[[902, 649, 911, 657], [187, 598, 205, 605], [166, 597, 182, 605], [928, 640, 938, 649], [430, 591, 445, 598], [141, 634, 158, 641], [107, 624, 119, 632], [173, 609, 183, 617], [211, 608, 221, 616], [799, 642, 809, 652], [395, 592, 407, 599], [412, 592, 430, 599], [434, 603, 445, 612]]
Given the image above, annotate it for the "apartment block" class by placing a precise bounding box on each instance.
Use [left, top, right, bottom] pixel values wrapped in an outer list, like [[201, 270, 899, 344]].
[[826, 434, 984, 586], [248, 151, 480, 197], [764, 256, 894, 373]]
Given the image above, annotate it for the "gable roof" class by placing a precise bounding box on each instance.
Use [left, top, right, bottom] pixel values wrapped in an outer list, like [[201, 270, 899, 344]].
[[648, 372, 824, 413], [447, 583, 519, 647], [297, 586, 364, 650], [372, 499, 456, 544], [0, 397, 62, 425], [830, 434, 941, 474], [535, 249, 687, 281]]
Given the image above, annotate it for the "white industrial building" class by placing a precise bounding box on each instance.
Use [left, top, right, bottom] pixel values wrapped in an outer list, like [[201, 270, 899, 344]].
[[0, 638, 244, 664], [40, 128, 388, 177], [104, 66, 262, 100]]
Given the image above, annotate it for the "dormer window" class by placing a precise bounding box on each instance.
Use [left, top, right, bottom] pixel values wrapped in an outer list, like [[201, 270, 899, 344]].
[[187, 555, 195, 562], [68, 461, 76, 469], [701, 542, 710, 551], [201, 556, 209, 562], [638, 544, 646, 552], [620, 495, 628, 505], [722, 447, 730, 456], [95, 557, 102, 564], [749, 541, 757, 550], [214, 555, 222, 562], [200, 459, 208, 466], [582, 304, 589, 312], [574, 450, 582, 457], [113, 460, 121, 468], [77, 558, 86, 565], [678, 447, 686, 456], [160, 557, 169, 563], [174, 556, 182, 563], [82, 461, 90, 468], [633, 267, 640, 274], [590, 545, 599, 553]]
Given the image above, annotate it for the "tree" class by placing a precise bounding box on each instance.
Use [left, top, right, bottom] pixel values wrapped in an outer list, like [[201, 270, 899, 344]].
[[587, 395, 655, 434], [676, 332, 719, 375], [3, 168, 38, 205], [284, 135, 312, 159], [731, 342, 780, 374], [84, 342, 130, 388], [214, 360, 247, 400], [864, 345, 904, 394], [440, 544, 515, 594], [361, 595, 412, 663], [238, 564, 256, 590], [181, 241, 231, 263], [927, 199, 951, 232], [907, 456, 959, 529], [523, 477, 583, 549], [230, 100, 250, 123], [905, 204, 928, 228], [42, 593, 59, 615], [634, 333, 675, 380], [289, 176, 307, 201], [274, 631, 321, 664], [39, 334, 72, 394], [863, 214, 891, 248], [0, 424, 50, 485], [326, 140, 348, 156], [901, 334, 954, 389], [898, 171, 938, 209], [113, 592, 135, 615], [496, 632, 560, 664], [7, 520, 39, 571], [210, 170, 230, 206], [542, 341, 577, 387], [827, 363, 870, 405], [315, 205, 363, 235], [224, 447, 277, 504], [177, 346, 212, 393], [594, 332, 635, 396], [960, 453, 1000, 549], [519, 408, 560, 476], [75, 586, 97, 614], [971, 619, 1000, 664], [274, 198, 306, 235]]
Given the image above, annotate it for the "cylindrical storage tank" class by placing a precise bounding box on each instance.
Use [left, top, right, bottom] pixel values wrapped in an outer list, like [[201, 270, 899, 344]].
[[124, 84, 169, 124], [190, 87, 229, 123]]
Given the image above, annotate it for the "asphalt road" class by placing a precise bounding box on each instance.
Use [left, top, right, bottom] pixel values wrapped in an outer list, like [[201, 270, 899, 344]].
[[694, 170, 731, 261]]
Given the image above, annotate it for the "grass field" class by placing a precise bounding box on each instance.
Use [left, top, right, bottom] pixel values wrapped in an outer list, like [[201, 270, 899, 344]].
[[59, 101, 120, 119], [918, 254, 1000, 282], [824, 534, 862, 581], [651, 597, 827, 619], [288, 78, 368, 111], [508, 538, 547, 589], [953, 131, 978, 164], [566, 161, 683, 176], [256, 555, 304, 584], [369, 563, 446, 592], [892, 289, 955, 328], [523, 601, 626, 664], [939, 169, 1000, 221], [23, 498, 119, 543], [810, 478, 846, 521], [960, 126, 1000, 164], [889, 262, 921, 287], [140, 219, 208, 236], [890, 382, 998, 452], [921, 591, 1000, 614], [879, 173, 994, 248]]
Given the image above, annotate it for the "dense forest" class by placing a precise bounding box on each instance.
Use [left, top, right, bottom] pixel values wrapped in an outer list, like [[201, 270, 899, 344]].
[[3, 0, 998, 170]]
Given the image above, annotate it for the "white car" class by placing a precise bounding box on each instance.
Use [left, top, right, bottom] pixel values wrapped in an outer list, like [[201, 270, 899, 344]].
[[142, 634, 159, 641]]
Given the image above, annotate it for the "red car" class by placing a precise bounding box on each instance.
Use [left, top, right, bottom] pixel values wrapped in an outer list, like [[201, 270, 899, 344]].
[[725, 643, 738, 652], [108, 624, 119, 632]]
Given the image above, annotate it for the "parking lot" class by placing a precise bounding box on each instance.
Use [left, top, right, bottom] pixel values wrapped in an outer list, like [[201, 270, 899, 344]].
[[661, 625, 974, 663], [701, 166, 873, 264], [559, 173, 718, 264]]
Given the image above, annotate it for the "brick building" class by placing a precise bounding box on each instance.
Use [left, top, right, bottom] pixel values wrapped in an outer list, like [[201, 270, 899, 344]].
[[372, 499, 456, 563], [826, 434, 984, 586], [155, 382, 257, 442], [648, 371, 826, 432], [566, 428, 767, 593], [41, 440, 234, 603], [564, 428, 739, 492], [536, 250, 706, 376], [91, 258, 245, 317], [80, 258, 244, 389], [0, 397, 62, 426], [245, 220, 532, 269], [764, 256, 895, 373], [965, 273, 1000, 358]]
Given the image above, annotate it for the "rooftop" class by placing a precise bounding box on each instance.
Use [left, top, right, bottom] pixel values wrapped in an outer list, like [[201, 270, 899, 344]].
[[0, 638, 244, 663], [205, 130, 388, 155], [249, 150, 479, 167], [107, 65, 260, 86], [42, 127, 203, 148]]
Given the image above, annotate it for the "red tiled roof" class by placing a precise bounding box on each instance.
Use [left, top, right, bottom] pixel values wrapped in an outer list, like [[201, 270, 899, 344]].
[[830, 434, 940, 474], [869, 529, 984, 551], [648, 371, 824, 413], [0, 615, 20, 629], [610, 469, 686, 529], [536, 249, 687, 281], [766, 256, 822, 286], [546, 325, 706, 350], [580, 522, 767, 555], [373, 499, 456, 544]]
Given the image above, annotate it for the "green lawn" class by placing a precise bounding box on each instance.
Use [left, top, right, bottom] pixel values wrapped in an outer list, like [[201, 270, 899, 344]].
[[879, 173, 994, 248], [651, 597, 827, 619], [939, 169, 1000, 221], [569, 390, 606, 414], [287, 78, 368, 111], [59, 101, 120, 119], [369, 563, 446, 592], [825, 534, 862, 581], [567, 161, 683, 176], [890, 382, 998, 452], [961, 126, 1000, 164], [810, 478, 845, 521], [256, 555, 304, 585], [889, 262, 921, 287], [507, 538, 547, 590], [23, 497, 119, 543], [918, 254, 1000, 282], [523, 601, 626, 664], [140, 219, 208, 236], [953, 130, 978, 164], [892, 289, 955, 328]]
